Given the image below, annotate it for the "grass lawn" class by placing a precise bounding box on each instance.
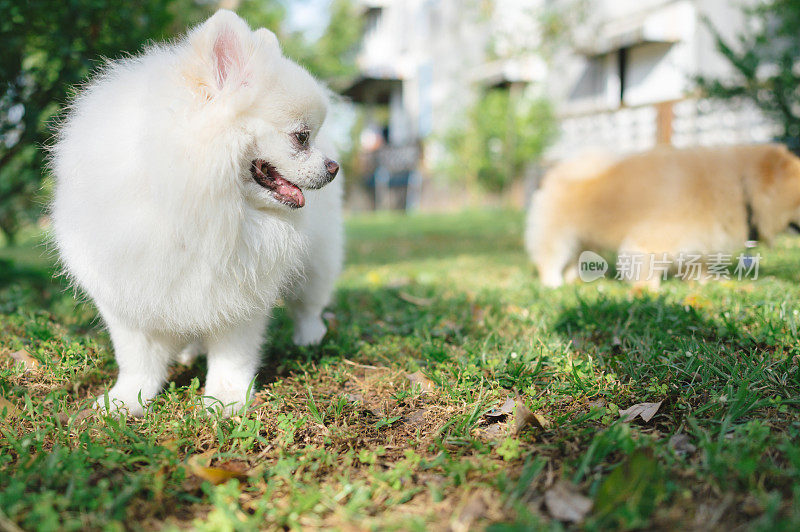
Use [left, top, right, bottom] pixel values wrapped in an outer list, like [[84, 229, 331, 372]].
[[2, 208, 800, 530]]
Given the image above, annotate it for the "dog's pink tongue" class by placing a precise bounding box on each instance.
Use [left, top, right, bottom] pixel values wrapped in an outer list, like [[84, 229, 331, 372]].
[[274, 175, 305, 208]]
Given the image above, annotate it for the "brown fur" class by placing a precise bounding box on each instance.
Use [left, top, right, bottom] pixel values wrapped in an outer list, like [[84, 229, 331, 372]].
[[525, 144, 800, 287]]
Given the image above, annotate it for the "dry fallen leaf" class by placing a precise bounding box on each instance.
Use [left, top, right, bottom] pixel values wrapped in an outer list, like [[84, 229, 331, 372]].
[[476, 422, 508, 441], [188, 455, 248, 485], [514, 399, 536, 434], [397, 291, 434, 306], [353, 395, 385, 418], [0, 396, 19, 419], [215, 460, 249, 475], [586, 399, 607, 409], [190, 465, 247, 486], [544, 481, 593, 523], [346, 393, 363, 403], [6, 349, 38, 372], [406, 370, 434, 393], [342, 359, 386, 371], [55, 409, 94, 425], [485, 397, 515, 419], [452, 491, 487, 532], [367, 405, 386, 418], [668, 433, 697, 455], [514, 398, 550, 433], [532, 412, 551, 430], [342, 359, 389, 380], [404, 408, 428, 428], [619, 401, 663, 422]]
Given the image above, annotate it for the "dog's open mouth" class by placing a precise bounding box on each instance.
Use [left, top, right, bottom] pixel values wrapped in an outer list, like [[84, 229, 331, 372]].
[[250, 159, 305, 208]]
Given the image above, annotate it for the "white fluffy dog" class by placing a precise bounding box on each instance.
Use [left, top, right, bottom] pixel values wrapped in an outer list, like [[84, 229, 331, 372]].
[[50, 10, 343, 416]]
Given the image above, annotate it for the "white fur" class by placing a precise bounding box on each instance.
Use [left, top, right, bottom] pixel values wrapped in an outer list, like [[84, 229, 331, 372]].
[[50, 10, 343, 417]]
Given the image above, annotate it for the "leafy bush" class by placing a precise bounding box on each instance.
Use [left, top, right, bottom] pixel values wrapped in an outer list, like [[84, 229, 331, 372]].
[[697, 0, 800, 147], [0, 0, 359, 244], [440, 87, 555, 193]]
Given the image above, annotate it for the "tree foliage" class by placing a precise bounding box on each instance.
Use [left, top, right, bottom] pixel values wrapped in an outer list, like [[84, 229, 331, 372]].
[[442, 88, 555, 192], [0, 0, 360, 244], [696, 0, 800, 146], [0, 0, 213, 244], [281, 0, 363, 90]]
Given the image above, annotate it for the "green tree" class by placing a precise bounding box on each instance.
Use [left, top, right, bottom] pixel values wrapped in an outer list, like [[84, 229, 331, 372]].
[[0, 0, 357, 245], [443, 87, 555, 193], [696, 0, 800, 147], [281, 0, 363, 90], [0, 0, 213, 244], [436, 0, 565, 195]]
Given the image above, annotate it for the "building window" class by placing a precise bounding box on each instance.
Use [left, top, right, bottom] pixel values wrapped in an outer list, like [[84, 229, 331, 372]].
[[568, 55, 605, 101], [365, 7, 382, 37], [618, 46, 628, 105]]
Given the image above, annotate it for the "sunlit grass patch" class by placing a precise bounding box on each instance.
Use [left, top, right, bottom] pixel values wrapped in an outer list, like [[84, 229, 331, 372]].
[[2, 209, 800, 529]]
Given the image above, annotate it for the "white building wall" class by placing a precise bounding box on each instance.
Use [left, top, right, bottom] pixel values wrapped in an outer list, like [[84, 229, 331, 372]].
[[351, 0, 780, 169], [672, 99, 781, 147], [623, 42, 686, 106], [353, 0, 543, 145], [545, 0, 777, 161]]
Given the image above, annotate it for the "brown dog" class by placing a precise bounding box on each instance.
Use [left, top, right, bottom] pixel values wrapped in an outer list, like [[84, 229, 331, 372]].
[[525, 144, 800, 287]]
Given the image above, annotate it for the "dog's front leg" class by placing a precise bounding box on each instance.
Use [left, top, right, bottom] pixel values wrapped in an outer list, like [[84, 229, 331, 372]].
[[98, 317, 178, 416], [203, 315, 267, 417]]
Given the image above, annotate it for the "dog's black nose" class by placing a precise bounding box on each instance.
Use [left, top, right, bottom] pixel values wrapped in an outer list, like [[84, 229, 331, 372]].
[[325, 159, 339, 178]]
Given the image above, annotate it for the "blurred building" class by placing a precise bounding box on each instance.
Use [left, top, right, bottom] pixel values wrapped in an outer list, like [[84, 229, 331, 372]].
[[342, 0, 779, 209], [343, 0, 544, 209], [545, 0, 778, 160]]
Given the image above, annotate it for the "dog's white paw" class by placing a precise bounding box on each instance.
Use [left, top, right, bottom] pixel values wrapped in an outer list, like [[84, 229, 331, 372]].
[[93, 376, 164, 417], [539, 272, 565, 288], [203, 385, 251, 417], [94, 387, 146, 417], [292, 316, 327, 346]]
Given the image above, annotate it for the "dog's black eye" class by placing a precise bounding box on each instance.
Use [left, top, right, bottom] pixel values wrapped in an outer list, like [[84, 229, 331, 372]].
[[294, 131, 309, 147]]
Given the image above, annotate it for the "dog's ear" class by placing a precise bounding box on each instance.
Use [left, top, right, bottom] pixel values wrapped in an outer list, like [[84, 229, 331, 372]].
[[254, 28, 280, 57], [190, 10, 253, 91], [212, 22, 244, 89]]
